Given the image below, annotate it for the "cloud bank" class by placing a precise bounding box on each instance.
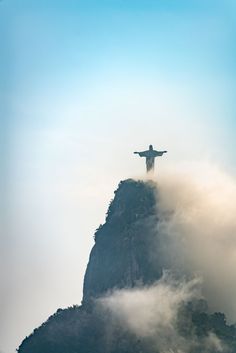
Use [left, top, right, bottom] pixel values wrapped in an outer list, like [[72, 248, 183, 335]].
[[98, 273, 227, 353], [156, 162, 236, 322]]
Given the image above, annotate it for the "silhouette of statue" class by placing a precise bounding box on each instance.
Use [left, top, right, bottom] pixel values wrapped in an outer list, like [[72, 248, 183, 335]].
[[134, 145, 167, 173]]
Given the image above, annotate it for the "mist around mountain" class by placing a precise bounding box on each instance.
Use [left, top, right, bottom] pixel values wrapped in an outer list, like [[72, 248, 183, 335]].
[[18, 176, 236, 353]]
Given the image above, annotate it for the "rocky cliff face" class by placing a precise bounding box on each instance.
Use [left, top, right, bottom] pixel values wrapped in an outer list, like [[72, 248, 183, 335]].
[[83, 179, 162, 302], [18, 179, 236, 353]]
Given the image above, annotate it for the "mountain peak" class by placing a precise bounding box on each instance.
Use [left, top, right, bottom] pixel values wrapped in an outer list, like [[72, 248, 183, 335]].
[[83, 178, 162, 303]]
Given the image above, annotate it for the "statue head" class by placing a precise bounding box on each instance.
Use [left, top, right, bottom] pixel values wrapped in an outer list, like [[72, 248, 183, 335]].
[[149, 145, 153, 150]]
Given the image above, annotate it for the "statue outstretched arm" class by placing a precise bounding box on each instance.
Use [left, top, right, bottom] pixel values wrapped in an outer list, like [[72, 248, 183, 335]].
[[156, 150, 167, 156], [134, 151, 146, 157]]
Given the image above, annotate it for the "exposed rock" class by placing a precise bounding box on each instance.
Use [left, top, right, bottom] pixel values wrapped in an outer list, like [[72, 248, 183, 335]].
[[83, 179, 162, 302]]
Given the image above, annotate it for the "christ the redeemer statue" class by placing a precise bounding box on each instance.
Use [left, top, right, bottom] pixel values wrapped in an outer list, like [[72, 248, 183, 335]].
[[134, 145, 167, 173]]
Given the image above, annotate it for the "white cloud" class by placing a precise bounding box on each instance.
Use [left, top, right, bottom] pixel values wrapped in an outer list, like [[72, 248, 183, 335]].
[[98, 273, 201, 338], [98, 273, 227, 353], [156, 162, 236, 322]]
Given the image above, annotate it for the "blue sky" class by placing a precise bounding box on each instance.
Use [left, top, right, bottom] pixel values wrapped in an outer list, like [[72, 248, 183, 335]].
[[1, 1, 236, 353], [2, 0, 236, 157]]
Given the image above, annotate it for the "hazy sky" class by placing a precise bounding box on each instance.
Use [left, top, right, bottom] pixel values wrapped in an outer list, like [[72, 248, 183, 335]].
[[1, 1, 236, 352]]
